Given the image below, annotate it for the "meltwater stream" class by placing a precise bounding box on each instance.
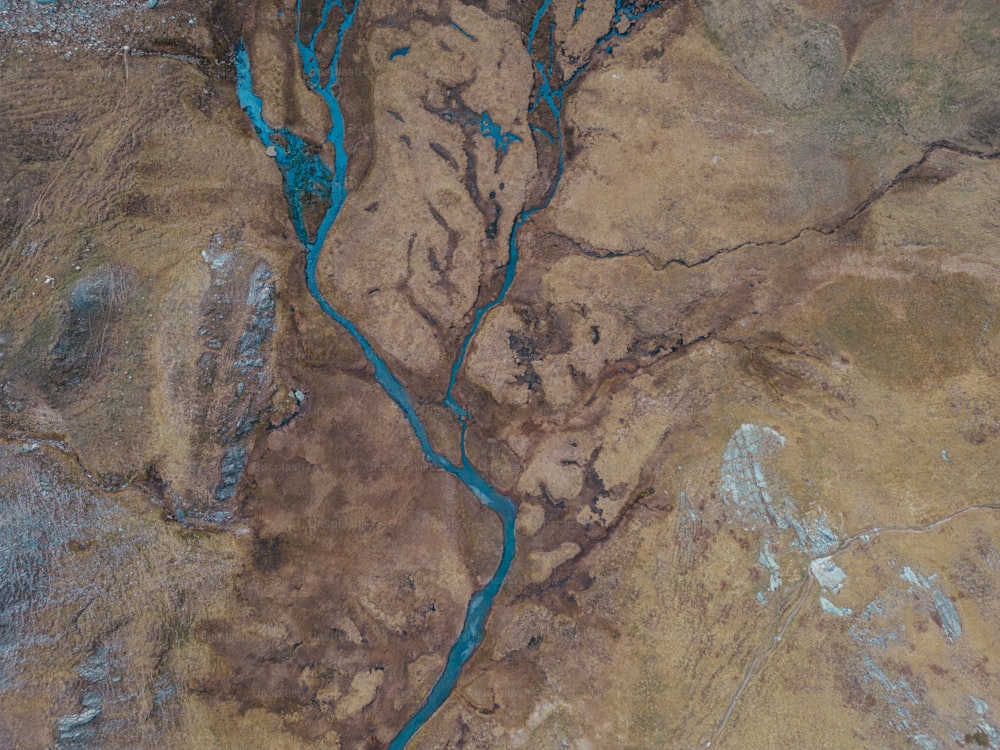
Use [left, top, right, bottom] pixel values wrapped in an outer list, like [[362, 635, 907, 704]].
[[235, 0, 656, 745]]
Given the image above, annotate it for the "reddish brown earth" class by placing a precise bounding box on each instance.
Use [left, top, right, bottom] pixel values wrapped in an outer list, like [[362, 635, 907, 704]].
[[2, 0, 1000, 748]]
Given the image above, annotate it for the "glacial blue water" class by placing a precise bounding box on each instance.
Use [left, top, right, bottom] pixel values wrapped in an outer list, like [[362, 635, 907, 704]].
[[235, 0, 657, 745], [478, 111, 521, 154], [449, 20, 476, 41], [236, 2, 516, 746]]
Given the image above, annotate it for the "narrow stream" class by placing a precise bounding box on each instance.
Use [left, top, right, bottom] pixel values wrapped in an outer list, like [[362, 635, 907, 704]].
[[234, 0, 655, 745]]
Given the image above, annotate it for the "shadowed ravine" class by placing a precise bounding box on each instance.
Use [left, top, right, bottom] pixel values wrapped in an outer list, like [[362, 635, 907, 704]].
[[234, 0, 656, 744]]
